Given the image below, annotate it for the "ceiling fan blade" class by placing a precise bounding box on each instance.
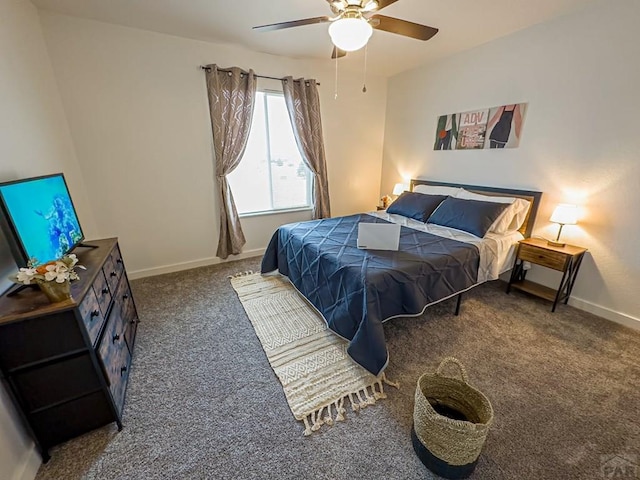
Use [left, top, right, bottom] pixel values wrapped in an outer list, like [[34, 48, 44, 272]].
[[331, 46, 347, 59], [369, 15, 438, 41], [253, 16, 332, 32], [370, 0, 400, 11], [325, 0, 346, 9]]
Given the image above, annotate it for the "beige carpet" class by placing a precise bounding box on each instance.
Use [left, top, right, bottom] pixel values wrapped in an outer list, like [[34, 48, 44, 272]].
[[230, 272, 398, 435]]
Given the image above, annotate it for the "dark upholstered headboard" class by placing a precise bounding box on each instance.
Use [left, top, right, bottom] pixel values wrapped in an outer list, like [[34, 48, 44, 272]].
[[410, 179, 542, 238]]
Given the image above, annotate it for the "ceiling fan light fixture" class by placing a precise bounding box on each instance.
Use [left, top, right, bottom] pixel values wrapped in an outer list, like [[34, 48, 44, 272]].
[[362, 0, 379, 11], [328, 17, 373, 52]]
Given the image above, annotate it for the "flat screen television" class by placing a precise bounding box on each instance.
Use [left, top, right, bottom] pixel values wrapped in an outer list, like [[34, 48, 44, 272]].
[[0, 173, 85, 267]]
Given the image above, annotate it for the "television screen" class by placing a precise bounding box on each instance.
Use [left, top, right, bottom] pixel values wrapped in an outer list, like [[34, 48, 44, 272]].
[[0, 225, 18, 294], [0, 173, 84, 266]]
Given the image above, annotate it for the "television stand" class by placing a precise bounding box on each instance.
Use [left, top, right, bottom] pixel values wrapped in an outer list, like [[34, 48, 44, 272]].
[[76, 242, 99, 249]]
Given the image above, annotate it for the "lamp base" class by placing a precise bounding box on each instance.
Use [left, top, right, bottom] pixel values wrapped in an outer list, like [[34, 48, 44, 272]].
[[547, 239, 566, 248]]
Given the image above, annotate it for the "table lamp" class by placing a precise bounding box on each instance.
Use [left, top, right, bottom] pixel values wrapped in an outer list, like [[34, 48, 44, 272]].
[[392, 183, 408, 196], [548, 204, 577, 247]]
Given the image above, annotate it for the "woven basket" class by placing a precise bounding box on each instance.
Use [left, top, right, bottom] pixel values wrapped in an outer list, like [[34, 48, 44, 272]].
[[412, 357, 494, 479]]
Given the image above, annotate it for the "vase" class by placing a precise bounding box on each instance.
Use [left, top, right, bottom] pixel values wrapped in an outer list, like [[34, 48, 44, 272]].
[[38, 280, 72, 303]]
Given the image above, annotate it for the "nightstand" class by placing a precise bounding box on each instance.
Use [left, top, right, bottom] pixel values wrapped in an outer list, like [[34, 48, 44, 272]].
[[506, 238, 587, 312]]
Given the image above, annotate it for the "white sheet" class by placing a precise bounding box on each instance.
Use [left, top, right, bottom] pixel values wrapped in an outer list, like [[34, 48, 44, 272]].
[[368, 211, 523, 283]]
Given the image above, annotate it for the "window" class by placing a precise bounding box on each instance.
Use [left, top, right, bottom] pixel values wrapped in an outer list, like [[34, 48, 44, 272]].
[[228, 91, 312, 215]]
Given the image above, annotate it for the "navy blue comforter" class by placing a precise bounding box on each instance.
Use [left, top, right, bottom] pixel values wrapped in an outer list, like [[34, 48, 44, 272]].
[[261, 214, 479, 375]]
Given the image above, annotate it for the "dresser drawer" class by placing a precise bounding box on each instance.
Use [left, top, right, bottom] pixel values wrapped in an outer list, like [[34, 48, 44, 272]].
[[98, 308, 131, 413], [114, 277, 138, 354], [12, 354, 100, 413], [105, 246, 125, 294], [98, 308, 125, 374], [78, 288, 105, 346], [518, 243, 567, 271], [31, 391, 113, 449], [0, 314, 85, 370], [108, 337, 131, 413], [92, 270, 112, 316], [110, 245, 125, 276]]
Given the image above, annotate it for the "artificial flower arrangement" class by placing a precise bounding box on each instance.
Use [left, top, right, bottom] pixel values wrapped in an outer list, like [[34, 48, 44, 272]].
[[14, 254, 85, 285]]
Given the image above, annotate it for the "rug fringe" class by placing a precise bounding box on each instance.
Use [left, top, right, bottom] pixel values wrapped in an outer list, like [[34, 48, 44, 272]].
[[228, 270, 255, 279], [300, 373, 400, 436], [382, 372, 401, 390]]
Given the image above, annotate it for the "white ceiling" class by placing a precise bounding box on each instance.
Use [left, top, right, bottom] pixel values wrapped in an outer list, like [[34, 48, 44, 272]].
[[31, 0, 598, 77]]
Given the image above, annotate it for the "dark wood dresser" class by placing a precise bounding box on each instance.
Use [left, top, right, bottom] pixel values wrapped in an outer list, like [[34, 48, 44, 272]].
[[0, 238, 139, 462]]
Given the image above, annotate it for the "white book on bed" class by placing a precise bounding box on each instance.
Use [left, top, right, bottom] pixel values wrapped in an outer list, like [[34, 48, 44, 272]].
[[357, 223, 401, 251]]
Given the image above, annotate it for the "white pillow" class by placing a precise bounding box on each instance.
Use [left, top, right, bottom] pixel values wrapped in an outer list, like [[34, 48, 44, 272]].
[[413, 184, 464, 197], [504, 198, 531, 232], [455, 189, 530, 233], [455, 189, 516, 204]]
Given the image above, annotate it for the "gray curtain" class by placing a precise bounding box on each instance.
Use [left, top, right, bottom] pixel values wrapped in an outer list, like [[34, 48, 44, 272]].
[[205, 65, 256, 259], [282, 77, 331, 219]]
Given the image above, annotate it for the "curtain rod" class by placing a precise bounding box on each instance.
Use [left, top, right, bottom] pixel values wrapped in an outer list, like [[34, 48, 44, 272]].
[[199, 66, 320, 85]]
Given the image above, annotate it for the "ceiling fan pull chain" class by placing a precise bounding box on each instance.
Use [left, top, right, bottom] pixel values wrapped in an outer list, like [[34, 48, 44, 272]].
[[362, 43, 368, 93], [334, 50, 339, 99]]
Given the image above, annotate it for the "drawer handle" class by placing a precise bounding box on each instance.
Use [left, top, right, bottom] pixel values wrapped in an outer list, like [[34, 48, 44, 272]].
[[110, 271, 117, 277], [120, 366, 127, 376], [90, 309, 100, 319], [102, 288, 109, 295], [112, 334, 120, 344]]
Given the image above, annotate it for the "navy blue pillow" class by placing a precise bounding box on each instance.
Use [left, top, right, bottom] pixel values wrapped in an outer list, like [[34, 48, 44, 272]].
[[427, 197, 509, 238], [386, 192, 447, 222]]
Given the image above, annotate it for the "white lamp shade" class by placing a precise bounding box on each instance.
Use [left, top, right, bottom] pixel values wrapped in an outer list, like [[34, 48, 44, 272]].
[[392, 183, 408, 195], [550, 204, 578, 225], [328, 18, 373, 52]]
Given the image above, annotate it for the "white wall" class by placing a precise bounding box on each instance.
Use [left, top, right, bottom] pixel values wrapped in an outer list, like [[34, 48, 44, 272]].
[[38, 13, 388, 277], [0, 0, 97, 478], [0, 3, 96, 234], [381, 0, 640, 326]]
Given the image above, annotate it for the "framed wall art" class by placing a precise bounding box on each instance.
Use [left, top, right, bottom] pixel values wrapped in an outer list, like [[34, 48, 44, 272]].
[[434, 102, 528, 150], [456, 109, 489, 150]]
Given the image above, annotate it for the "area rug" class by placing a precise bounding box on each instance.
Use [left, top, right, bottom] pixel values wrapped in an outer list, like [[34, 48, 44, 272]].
[[230, 272, 399, 435]]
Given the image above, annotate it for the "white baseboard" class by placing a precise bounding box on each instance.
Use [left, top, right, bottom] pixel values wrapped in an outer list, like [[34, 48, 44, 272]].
[[131, 256, 640, 331], [569, 296, 640, 331], [13, 444, 41, 480], [127, 248, 265, 280]]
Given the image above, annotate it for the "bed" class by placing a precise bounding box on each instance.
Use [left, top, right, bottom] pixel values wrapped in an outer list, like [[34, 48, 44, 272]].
[[261, 179, 542, 375]]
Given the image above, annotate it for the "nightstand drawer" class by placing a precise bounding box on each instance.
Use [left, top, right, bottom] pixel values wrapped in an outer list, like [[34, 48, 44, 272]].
[[518, 243, 567, 271]]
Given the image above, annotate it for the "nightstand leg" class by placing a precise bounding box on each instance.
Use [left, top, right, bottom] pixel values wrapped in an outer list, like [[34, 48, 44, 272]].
[[563, 253, 585, 305], [507, 259, 525, 294], [506, 263, 515, 293], [553, 258, 578, 312], [552, 265, 573, 312], [455, 293, 462, 316]]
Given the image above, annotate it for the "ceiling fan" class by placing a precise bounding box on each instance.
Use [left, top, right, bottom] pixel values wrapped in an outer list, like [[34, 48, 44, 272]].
[[253, 0, 438, 59]]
